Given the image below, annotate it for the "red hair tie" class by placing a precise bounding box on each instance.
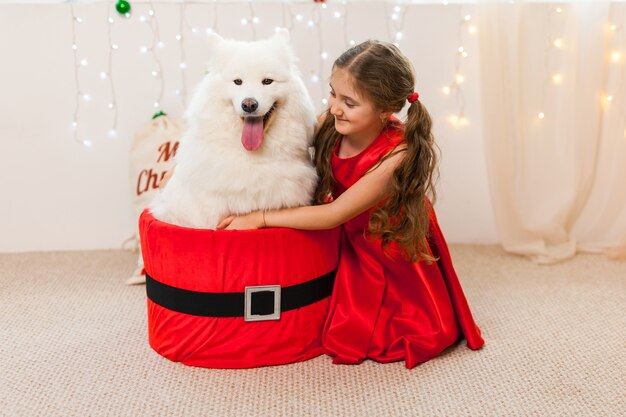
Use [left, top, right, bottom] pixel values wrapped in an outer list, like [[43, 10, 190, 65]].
[[407, 92, 419, 103]]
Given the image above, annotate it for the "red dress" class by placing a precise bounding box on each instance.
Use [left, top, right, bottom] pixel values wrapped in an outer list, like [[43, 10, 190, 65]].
[[321, 122, 485, 369]]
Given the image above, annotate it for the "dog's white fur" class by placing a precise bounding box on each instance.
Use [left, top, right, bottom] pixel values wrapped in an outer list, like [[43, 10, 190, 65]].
[[149, 30, 317, 229]]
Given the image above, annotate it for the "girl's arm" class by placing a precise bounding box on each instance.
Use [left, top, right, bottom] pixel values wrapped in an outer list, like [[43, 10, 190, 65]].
[[218, 148, 406, 230]]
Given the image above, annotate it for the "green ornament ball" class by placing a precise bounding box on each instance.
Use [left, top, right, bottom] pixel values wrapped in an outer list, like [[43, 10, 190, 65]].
[[115, 0, 131, 16]]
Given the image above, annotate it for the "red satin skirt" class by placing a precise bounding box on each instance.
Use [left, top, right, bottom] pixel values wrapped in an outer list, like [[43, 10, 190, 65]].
[[322, 205, 485, 369], [139, 210, 341, 369]]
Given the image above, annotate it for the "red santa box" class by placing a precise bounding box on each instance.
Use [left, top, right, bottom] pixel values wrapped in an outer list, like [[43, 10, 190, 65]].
[[139, 209, 341, 368]]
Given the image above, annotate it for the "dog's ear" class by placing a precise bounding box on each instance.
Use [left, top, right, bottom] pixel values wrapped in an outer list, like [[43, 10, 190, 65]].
[[272, 27, 290, 45], [206, 29, 224, 52]]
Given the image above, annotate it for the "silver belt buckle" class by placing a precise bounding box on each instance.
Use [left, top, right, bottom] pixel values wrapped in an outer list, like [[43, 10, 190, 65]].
[[244, 285, 281, 322]]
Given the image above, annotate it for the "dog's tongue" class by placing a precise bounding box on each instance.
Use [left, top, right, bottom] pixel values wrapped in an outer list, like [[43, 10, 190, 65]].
[[242, 117, 264, 151]]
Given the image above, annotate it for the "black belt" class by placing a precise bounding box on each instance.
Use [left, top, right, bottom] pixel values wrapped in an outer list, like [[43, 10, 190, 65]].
[[146, 270, 336, 322]]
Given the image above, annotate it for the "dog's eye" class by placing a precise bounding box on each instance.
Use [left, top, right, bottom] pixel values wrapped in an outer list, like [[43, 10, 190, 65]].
[[262, 78, 274, 85], [234, 79, 242, 85]]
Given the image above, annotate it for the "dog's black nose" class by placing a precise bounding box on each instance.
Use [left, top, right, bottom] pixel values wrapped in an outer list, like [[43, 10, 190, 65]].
[[241, 98, 258, 113]]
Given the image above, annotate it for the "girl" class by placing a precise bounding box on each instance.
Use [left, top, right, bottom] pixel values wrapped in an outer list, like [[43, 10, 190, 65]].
[[217, 40, 485, 369]]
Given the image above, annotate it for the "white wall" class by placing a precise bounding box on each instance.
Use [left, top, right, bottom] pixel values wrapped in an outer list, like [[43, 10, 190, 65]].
[[0, 1, 499, 252]]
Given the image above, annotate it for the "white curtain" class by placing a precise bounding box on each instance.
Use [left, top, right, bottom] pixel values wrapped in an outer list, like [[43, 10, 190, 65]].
[[476, 0, 626, 263]]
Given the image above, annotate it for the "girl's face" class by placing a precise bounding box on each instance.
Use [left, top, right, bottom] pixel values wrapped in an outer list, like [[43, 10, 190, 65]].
[[328, 68, 386, 141]]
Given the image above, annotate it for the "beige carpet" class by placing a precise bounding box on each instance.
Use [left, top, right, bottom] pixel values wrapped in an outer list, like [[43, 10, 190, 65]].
[[0, 246, 623, 417]]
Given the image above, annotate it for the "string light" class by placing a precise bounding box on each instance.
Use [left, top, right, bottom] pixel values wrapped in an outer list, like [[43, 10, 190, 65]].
[[443, 8, 472, 128], [70, 3, 90, 147], [386, 1, 408, 48], [147, 1, 165, 115], [105, 4, 118, 139], [178, 2, 188, 108], [538, 5, 567, 122], [314, 0, 326, 106], [605, 19, 626, 139], [63, 1, 625, 147]]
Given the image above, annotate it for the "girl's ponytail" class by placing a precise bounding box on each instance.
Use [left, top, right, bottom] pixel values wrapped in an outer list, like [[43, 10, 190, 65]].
[[368, 98, 439, 263]]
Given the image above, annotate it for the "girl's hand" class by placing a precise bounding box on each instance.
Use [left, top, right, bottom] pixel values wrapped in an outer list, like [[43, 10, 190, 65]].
[[216, 215, 235, 230], [216, 211, 264, 230]]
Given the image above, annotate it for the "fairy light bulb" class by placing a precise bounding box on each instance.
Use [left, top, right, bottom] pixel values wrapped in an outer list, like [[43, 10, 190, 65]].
[[552, 73, 563, 84], [151, 71, 159, 77], [555, 7, 563, 13], [606, 95, 613, 102], [139, 46, 148, 54], [307, 20, 315, 28], [610, 51, 622, 62], [139, 15, 147, 23], [82, 139, 93, 147], [175, 34, 182, 41], [72, 44, 78, 50], [553, 39, 563, 48], [241, 18, 248, 25], [442, 86, 451, 95], [99, 72, 108, 80], [154, 101, 160, 108], [455, 74, 465, 84], [349, 40, 356, 46], [296, 14, 303, 21], [82, 93, 92, 102], [112, 44, 119, 50], [80, 58, 88, 67], [75, 17, 83, 24], [179, 62, 187, 70], [464, 15, 471, 22], [321, 98, 328, 106], [391, 13, 399, 21], [468, 25, 477, 34], [157, 41, 165, 49], [538, 112, 545, 119], [334, 11, 341, 19], [321, 52, 329, 60], [252, 17, 260, 24], [394, 6, 401, 13], [108, 129, 117, 138], [310, 74, 320, 83], [396, 32, 403, 41]]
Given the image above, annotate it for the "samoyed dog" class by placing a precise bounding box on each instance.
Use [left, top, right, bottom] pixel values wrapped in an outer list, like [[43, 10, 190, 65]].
[[149, 30, 317, 229]]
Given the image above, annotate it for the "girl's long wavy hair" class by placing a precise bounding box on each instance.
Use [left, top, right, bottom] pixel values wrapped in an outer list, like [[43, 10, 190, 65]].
[[314, 40, 439, 262]]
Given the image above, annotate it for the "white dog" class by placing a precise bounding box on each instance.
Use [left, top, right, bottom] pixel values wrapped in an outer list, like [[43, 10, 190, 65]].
[[149, 30, 318, 229]]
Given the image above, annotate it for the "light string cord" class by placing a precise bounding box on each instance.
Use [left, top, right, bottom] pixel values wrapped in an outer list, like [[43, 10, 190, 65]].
[[314, 1, 327, 107], [538, 5, 565, 121], [105, 4, 118, 137], [386, 1, 409, 48], [442, 5, 473, 127], [148, 1, 165, 113], [70, 3, 89, 145], [453, 7, 468, 124], [177, 1, 188, 108], [247, 0, 258, 40]]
